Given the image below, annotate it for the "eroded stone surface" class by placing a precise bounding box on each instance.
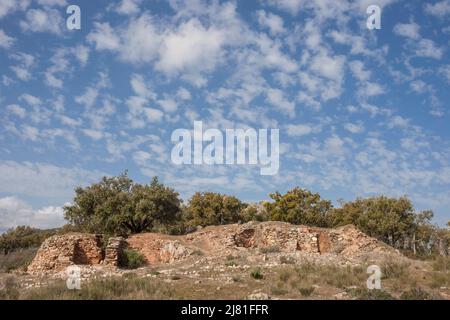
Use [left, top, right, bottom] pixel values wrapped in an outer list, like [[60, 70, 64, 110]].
[[27, 222, 399, 273], [27, 233, 103, 273]]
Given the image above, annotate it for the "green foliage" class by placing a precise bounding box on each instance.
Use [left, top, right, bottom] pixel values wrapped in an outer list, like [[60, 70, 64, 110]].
[[184, 192, 246, 227], [260, 246, 280, 254], [298, 286, 315, 297], [263, 187, 332, 227], [0, 226, 56, 255], [120, 249, 146, 269], [64, 173, 182, 236], [0, 248, 37, 272], [250, 269, 263, 279], [329, 196, 416, 245], [239, 204, 268, 222]]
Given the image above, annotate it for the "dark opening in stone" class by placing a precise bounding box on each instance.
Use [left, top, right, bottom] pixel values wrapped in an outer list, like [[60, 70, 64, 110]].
[[234, 229, 256, 248]]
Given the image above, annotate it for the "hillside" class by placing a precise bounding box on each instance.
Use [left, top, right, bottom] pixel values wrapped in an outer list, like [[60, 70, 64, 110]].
[[1, 221, 448, 300]]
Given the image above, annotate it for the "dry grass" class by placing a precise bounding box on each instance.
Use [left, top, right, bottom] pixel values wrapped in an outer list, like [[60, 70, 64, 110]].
[[0, 248, 37, 272]]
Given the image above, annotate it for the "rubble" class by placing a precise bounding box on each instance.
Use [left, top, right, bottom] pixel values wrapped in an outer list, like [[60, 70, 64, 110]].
[[27, 222, 401, 274], [27, 233, 103, 274]]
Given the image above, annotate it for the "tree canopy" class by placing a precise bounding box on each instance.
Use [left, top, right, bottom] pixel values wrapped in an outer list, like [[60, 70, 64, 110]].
[[64, 173, 182, 236]]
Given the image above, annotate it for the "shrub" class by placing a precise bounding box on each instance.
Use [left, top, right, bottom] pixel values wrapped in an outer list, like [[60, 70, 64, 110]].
[[0, 276, 20, 300], [278, 269, 293, 283], [400, 288, 435, 300], [346, 288, 395, 300], [381, 259, 410, 279], [279, 256, 295, 264], [0, 248, 37, 272], [432, 256, 450, 272], [260, 246, 280, 254], [120, 249, 146, 269], [270, 286, 288, 296], [263, 187, 332, 227], [250, 269, 263, 280], [0, 226, 56, 254], [185, 192, 246, 227], [299, 286, 315, 297]]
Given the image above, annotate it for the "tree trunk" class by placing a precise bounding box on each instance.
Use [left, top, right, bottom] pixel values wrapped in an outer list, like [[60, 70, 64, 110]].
[[412, 233, 416, 255]]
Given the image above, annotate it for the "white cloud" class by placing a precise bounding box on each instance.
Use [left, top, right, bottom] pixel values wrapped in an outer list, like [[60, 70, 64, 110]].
[[6, 104, 26, 118], [0, 0, 29, 19], [310, 53, 345, 82], [0, 29, 14, 49], [158, 98, 178, 113], [130, 73, 155, 99], [256, 10, 285, 35], [286, 124, 317, 136], [415, 39, 443, 59], [324, 134, 345, 156], [266, 88, 295, 116], [19, 93, 42, 106], [349, 60, 371, 81], [393, 22, 420, 39], [388, 115, 410, 129], [9, 52, 35, 81], [440, 65, 450, 83], [0, 161, 106, 199], [156, 18, 226, 75], [425, 0, 450, 17], [20, 8, 63, 35], [37, 0, 67, 6], [82, 129, 104, 140], [177, 87, 192, 100], [344, 122, 364, 134], [75, 87, 98, 108], [0, 196, 65, 231], [115, 0, 142, 15]]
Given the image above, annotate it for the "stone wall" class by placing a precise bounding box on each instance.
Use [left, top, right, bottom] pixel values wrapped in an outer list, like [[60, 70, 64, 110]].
[[27, 233, 103, 273], [104, 237, 126, 266]]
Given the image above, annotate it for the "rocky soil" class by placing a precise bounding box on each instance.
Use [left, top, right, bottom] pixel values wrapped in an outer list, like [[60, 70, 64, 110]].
[[3, 221, 448, 300]]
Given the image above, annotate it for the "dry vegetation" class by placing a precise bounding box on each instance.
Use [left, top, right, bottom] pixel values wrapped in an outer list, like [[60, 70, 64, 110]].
[[1, 251, 450, 300]]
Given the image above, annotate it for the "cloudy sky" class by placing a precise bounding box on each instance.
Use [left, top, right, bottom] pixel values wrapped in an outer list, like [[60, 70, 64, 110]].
[[0, 0, 449, 232]]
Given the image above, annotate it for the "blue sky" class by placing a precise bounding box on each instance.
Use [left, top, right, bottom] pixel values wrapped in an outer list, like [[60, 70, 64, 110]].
[[0, 0, 449, 232]]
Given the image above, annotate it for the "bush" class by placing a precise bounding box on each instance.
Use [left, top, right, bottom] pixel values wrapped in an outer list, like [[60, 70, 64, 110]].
[[184, 192, 247, 227], [120, 249, 146, 269], [0, 248, 37, 272], [0, 276, 20, 300], [400, 288, 435, 300], [432, 256, 450, 272], [263, 187, 332, 227], [346, 288, 395, 300], [0, 226, 56, 254], [260, 246, 280, 254], [299, 286, 315, 297], [250, 269, 263, 280], [381, 259, 410, 280]]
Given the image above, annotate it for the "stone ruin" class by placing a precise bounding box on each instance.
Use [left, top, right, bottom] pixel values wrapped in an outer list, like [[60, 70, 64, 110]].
[[27, 233, 125, 274], [27, 222, 399, 273]]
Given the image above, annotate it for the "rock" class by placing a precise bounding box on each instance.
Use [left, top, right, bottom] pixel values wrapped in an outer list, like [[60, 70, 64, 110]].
[[248, 292, 270, 300], [104, 237, 126, 266], [27, 233, 103, 274]]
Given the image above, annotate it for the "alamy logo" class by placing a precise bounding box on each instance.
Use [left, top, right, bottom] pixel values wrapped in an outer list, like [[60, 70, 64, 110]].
[[171, 121, 279, 175], [66, 265, 81, 290], [366, 265, 382, 290]]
